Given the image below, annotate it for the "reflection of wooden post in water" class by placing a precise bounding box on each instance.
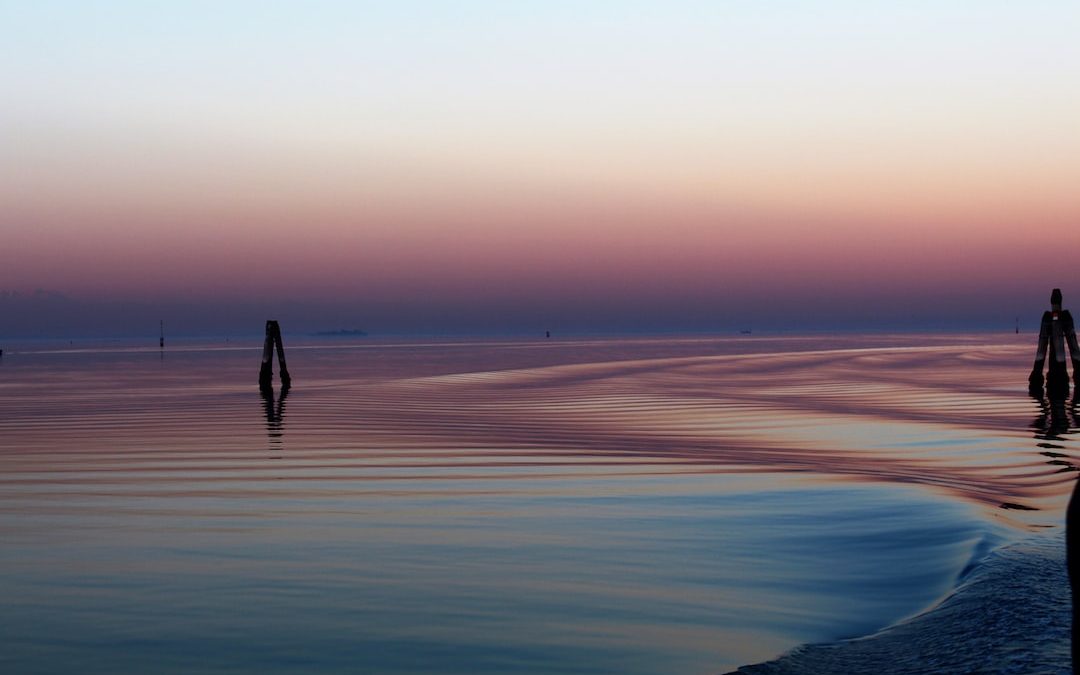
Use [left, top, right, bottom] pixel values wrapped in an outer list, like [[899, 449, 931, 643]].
[[258, 320, 291, 391], [261, 385, 289, 441]]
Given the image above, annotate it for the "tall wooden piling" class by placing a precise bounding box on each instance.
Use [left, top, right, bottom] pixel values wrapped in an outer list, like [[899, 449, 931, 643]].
[[259, 320, 291, 391]]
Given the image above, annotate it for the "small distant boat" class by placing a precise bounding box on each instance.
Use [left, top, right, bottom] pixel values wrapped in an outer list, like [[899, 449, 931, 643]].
[[740, 329, 752, 335]]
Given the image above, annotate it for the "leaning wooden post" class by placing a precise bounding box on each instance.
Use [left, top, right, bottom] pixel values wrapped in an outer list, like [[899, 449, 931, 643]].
[[259, 321, 275, 391], [259, 320, 291, 391], [272, 321, 291, 388]]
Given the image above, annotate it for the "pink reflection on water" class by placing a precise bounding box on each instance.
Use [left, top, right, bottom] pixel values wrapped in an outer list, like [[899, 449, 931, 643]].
[[0, 334, 1074, 672], [0, 335, 1072, 527]]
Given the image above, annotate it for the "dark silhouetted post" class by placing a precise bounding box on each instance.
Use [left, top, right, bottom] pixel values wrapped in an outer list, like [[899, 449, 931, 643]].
[[259, 320, 291, 391], [1029, 288, 1080, 399]]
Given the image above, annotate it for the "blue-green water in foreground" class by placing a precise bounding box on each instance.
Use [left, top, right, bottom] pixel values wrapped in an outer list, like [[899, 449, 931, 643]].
[[0, 335, 1073, 673]]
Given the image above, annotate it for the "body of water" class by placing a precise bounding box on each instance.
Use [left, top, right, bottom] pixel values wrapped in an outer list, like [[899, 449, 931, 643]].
[[0, 334, 1073, 673]]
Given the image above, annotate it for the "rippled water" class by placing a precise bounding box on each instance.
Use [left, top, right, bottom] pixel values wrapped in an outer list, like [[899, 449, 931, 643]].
[[0, 334, 1073, 673]]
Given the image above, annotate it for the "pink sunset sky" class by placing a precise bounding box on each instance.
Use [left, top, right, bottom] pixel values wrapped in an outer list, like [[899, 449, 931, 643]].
[[2, 2, 1078, 336]]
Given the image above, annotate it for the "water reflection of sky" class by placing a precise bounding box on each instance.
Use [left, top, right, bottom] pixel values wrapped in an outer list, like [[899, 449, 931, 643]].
[[0, 335, 1073, 673]]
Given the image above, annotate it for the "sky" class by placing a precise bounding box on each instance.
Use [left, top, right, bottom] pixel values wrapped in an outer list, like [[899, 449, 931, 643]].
[[2, 1, 1079, 337]]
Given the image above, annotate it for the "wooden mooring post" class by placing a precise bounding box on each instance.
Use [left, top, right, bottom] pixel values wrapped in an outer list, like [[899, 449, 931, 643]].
[[258, 320, 291, 391]]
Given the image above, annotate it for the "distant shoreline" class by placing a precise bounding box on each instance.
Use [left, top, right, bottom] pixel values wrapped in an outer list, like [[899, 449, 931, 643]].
[[309, 329, 368, 337]]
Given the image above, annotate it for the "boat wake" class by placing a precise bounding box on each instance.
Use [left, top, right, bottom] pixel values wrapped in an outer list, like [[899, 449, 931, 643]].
[[730, 532, 1070, 675]]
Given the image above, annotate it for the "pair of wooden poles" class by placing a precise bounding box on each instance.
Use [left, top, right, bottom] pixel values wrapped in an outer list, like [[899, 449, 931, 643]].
[[258, 320, 291, 391]]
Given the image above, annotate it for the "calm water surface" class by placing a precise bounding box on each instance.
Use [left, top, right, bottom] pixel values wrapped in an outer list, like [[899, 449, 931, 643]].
[[0, 334, 1073, 673]]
